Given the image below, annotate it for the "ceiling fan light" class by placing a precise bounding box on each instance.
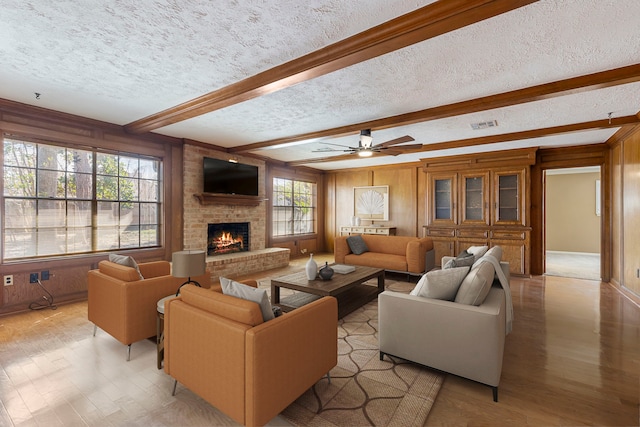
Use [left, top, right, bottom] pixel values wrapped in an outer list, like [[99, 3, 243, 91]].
[[360, 129, 373, 149], [358, 149, 373, 157]]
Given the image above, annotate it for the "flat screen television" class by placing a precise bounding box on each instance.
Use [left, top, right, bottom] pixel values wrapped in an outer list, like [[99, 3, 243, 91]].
[[203, 157, 259, 196]]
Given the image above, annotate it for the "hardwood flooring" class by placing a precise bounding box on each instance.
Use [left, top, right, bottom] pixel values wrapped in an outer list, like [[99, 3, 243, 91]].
[[0, 254, 638, 426]]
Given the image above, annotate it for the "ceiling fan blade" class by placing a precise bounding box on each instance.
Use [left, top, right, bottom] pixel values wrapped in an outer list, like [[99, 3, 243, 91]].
[[319, 141, 358, 149], [374, 143, 423, 156], [374, 135, 415, 148], [312, 147, 354, 153]]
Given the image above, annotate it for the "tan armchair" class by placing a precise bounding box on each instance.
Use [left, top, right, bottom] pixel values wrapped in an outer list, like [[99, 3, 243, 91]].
[[164, 284, 338, 427], [87, 260, 210, 360]]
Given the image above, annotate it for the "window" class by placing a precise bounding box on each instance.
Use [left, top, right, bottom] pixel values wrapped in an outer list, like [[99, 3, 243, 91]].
[[3, 137, 162, 260], [272, 177, 316, 237]]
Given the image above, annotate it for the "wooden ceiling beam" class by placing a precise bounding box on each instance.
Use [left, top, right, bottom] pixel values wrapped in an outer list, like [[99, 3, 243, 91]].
[[415, 115, 640, 152], [235, 63, 640, 153], [286, 115, 640, 165], [124, 0, 537, 134]]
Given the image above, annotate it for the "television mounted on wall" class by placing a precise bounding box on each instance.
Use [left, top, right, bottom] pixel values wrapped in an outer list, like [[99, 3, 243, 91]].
[[203, 157, 259, 196]]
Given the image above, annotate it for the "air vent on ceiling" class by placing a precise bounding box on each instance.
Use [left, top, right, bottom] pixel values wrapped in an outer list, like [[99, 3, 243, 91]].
[[470, 120, 498, 130]]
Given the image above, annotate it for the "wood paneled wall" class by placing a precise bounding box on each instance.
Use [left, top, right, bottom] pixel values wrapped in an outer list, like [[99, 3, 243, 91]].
[[325, 163, 424, 252], [621, 132, 640, 297]]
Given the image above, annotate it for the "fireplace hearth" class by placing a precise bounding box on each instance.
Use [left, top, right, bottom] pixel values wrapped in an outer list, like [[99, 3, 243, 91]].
[[207, 222, 249, 256]]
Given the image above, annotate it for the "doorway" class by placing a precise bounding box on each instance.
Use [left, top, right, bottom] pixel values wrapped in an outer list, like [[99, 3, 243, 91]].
[[544, 167, 601, 280]]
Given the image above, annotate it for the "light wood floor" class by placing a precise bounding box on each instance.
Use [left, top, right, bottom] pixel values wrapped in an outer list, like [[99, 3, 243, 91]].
[[1, 255, 638, 426]]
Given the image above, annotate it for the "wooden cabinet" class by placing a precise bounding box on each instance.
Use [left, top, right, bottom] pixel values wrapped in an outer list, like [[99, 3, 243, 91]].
[[422, 148, 536, 275], [340, 226, 396, 236]]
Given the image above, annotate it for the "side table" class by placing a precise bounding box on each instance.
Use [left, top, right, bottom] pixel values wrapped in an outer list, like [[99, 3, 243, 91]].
[[156, 295, 176, 369]]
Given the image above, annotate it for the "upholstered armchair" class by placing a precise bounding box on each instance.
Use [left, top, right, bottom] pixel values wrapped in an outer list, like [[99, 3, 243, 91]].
[[164, 284, 338, 427], [87, 259, 210, 360]]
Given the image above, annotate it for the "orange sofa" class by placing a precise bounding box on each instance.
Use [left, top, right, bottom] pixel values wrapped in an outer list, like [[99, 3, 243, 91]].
[[88, 260, 210, 360], [164, 284, 338, 427], [334, 234, 435, 275]]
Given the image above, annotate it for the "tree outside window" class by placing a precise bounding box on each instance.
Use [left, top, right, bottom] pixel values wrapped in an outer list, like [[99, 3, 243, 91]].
[[272, 177, 316, 236]]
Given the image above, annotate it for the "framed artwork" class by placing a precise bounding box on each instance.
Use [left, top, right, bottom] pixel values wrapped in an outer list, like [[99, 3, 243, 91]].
[[354, 185, 389, 221]]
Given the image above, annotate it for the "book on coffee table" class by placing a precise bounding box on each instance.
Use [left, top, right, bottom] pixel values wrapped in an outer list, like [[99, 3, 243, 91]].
[[332, 264, 356, 274]]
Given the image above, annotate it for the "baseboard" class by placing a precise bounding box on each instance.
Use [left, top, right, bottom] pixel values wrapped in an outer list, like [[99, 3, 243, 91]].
[[607, 280, 640, 309]]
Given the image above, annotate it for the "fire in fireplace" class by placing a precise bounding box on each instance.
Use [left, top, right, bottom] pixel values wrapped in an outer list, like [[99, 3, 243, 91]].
[[207, 222, 249, 256]]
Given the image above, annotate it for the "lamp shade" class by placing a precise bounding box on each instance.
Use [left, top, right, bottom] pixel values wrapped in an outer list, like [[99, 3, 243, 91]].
[[172, 250, 206, 278]]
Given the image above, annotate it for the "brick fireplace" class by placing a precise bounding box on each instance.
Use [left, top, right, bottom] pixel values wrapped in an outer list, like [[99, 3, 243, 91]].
[[182, 145, 289, 280]]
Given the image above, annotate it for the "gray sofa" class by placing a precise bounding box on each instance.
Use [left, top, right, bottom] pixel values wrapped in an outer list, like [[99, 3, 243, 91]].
[[378, 246, 511, 401]]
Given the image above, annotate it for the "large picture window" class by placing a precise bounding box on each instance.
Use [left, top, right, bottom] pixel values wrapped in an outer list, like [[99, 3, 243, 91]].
[[272, 177, 316, 237], [3, 137, 162, 260]]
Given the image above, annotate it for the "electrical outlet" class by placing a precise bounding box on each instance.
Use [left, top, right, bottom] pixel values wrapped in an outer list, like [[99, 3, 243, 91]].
[[30, 273, 39, 283], [4, 275, 13, 286], [41, 270, 50, 280]]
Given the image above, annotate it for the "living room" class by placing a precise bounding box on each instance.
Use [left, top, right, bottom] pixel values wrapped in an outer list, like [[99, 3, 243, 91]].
[[1, 1, 640, 426]]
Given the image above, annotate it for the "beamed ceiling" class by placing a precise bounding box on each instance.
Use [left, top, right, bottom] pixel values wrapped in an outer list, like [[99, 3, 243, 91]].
[[2, 0, 640, 170]]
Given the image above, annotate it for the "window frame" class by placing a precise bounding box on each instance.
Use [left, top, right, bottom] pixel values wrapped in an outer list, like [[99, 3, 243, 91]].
[[2, 136, 163, 261], [271, 176, 317, 237]]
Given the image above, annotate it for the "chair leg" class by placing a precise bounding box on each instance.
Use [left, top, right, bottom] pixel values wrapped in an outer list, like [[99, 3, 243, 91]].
[[126, 344, 131, 361], [326, 372, 331, 384], [93, 324, 97, 336], [379, 351, 385, 361], [492, 386, 498, 402], [172, 380, 178, 396]]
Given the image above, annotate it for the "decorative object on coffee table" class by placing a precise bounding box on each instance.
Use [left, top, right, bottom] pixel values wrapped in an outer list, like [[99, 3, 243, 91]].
[[305, 253, 317, 280], [318, 262, 334, 280]]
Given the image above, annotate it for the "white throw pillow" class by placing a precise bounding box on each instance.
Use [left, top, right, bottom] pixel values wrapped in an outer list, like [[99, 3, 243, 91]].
[[467, 245, 489, 262], [109, 253, 144, 279], [484, 245, 502, 262], [220, 277, 274, 322], [454, 261, 494, 305], [410, 266, 470, 301]]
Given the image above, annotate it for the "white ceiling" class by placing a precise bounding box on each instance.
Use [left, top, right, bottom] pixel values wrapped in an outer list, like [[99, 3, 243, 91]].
[[1, 1, 639, 170]]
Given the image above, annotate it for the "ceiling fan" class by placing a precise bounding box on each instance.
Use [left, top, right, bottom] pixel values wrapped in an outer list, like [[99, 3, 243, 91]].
[[313, 129, 421, 158]]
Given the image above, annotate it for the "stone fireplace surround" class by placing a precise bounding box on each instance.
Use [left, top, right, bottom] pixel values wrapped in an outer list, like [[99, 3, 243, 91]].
[[182, 145, 289, 281]]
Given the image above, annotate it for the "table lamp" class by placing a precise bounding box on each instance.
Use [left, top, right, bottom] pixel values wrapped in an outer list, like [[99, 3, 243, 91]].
[[172, 250, 206, 295]]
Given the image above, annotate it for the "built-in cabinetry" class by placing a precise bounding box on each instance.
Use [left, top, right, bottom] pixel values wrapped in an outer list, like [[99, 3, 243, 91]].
[[340, 226, 397, 236], [422, 148, 536, 276]]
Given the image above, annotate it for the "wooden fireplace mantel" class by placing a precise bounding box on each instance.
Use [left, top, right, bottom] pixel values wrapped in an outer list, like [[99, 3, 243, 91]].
[[194, 193, 267, 206]]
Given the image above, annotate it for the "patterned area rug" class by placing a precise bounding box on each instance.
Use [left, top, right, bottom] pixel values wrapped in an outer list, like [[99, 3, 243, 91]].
[[279, 279, 444, 427]]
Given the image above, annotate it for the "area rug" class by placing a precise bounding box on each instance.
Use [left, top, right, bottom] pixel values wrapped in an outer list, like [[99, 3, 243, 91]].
[[278, 279, 444, 427]]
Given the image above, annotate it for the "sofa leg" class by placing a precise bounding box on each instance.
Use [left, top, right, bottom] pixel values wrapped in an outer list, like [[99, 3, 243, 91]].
[[126, 344, 131, 361], [492, 386, 498, 402], [172, 380, 178, 396], [379, 351, 385, 361], [92, 324, 97, 337]]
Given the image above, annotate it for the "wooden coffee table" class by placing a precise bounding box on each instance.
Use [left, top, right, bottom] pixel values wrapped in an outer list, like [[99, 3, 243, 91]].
[[271, 265, 385, 318]]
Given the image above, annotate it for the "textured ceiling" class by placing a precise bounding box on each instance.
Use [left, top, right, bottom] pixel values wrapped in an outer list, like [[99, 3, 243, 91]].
[[1, 0, 639, 170]]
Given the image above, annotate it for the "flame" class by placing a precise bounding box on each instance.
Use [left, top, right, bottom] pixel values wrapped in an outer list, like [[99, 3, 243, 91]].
[[212, 231, 244, 252]]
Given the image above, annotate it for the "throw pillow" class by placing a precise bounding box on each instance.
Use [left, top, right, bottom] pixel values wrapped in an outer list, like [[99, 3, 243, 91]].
[[411, 266, 470, 301], [443, 252, 476, 269], [467, 245, 489, 262], [220, 277, 275, 322], [484, 245, 503, 262], [346, 235, 369, 255], [454, 261, 495, 305], [109, 253, 144, 279]]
